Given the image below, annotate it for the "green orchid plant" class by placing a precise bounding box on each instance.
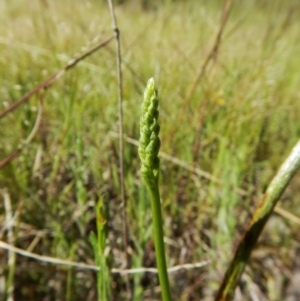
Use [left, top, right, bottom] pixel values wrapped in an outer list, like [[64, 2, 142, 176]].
[[138, 78, 172, 301]]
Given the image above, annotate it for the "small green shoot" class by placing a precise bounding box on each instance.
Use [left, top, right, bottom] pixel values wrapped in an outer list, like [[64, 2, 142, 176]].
[[90, 198, 111, 301]]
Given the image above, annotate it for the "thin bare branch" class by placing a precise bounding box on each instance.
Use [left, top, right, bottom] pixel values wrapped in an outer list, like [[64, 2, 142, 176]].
[[0, 36, 114, 119], [107, 0, 129, 279], [0, 240, 210, 275], [273, 206, 300, 225]]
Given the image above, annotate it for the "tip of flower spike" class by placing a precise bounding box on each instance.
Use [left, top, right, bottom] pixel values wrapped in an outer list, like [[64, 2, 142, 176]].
[[146, 77, 156, 92], [144, 78, 157, 106], [147, 77, 155, 85]]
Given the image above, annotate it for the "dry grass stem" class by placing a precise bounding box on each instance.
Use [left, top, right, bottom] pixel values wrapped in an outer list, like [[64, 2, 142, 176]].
[[0, 240, 210, 275], [0, 36, 114, 119], [2, 191, 16, 301], [107, 0, 130, 297]]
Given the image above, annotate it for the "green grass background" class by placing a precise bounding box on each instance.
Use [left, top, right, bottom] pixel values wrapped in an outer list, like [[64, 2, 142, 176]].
[[1, 0, 300, 300]]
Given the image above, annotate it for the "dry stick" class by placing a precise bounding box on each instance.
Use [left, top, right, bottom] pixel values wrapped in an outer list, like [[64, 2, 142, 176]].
[[183, 0, 232, 105], [0, 240, 210, 274], [0, 35, 114, 120], [2, 190, 15, 301], [110, 132, 300, 226], [273, 205, 300, 225], [0, 36, 113, 168], [107, 0, 131, 298], [0, 91, 44, 169], [215, 139, 300, 301]]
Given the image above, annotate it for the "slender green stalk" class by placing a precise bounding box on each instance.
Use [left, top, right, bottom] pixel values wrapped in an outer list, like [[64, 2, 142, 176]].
[[66, 244, 76, 301], [138, 78, 172, 301], [215, 139, 300, 301]]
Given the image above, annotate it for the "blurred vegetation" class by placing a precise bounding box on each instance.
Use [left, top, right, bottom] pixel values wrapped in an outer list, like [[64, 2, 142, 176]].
[[0, 0, 300, 300]]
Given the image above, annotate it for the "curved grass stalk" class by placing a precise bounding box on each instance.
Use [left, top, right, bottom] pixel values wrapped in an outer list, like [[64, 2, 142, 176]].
[[215, 139, 300, 301], [138, 78, 172, 301]]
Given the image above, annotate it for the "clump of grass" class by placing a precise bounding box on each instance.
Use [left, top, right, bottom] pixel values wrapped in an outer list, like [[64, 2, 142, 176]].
[[138, 78, 172, 301]]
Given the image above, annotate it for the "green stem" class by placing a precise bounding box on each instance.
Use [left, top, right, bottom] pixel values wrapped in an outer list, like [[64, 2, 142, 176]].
[[215, 139, 300, 301], [148, 183, 172, 301]]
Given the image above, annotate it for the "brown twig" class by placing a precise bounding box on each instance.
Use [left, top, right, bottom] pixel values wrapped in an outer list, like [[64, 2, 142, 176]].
[[0, 36, 114, 119], [107, 0, 131, 297], [0, 240, 210, 274], [0, 91, 44, 169]]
